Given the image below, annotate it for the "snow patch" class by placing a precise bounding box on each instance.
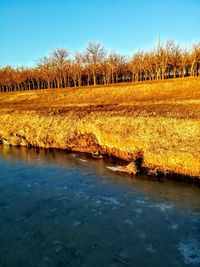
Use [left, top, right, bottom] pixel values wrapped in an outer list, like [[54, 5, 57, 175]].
[[125, 219, 134, 225], [135, 199, 146, 205], [178, 239, 200, 265], [134, 208, 143, 214], [150, 203, 173, 212], [73, 220, 82, 227], [106, 166, 123, 171], [146, 244, 157, 253], [169, 224, 179, 230], [102, 196, 123, 206], [78, 158, 87, 162]]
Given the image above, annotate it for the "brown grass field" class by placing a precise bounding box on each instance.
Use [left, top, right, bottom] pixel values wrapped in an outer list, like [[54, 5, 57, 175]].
[[0, 77, 200, 179]]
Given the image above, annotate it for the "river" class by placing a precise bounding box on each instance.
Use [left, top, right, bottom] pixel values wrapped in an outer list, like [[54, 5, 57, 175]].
[[0, 145, 200, 267]]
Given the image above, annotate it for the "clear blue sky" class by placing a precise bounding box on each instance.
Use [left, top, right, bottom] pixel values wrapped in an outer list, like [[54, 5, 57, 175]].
[[1, 0, 200, 67]]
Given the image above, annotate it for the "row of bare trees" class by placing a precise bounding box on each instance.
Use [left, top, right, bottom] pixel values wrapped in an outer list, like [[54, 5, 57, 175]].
[[0, 40, 200, 92]]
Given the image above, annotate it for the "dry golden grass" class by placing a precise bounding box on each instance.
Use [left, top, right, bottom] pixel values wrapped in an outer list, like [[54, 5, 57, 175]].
[[0, 77, 200, 178]]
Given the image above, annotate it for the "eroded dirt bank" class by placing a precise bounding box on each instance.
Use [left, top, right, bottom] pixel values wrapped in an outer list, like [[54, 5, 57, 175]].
[[0, 78, 200, 179]]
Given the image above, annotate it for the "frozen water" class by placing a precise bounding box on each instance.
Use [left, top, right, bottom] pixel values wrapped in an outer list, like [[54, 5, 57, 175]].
[[0, 146, 199, 267]]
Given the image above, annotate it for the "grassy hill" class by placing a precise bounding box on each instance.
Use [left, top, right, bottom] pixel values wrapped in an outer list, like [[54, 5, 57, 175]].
[[0, 77, 200, 179]]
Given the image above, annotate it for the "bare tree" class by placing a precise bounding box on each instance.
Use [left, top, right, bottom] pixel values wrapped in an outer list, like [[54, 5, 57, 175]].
[[51, 48, 70, 88], [190, 43, 200, 77], [85, 42, 106, 86]]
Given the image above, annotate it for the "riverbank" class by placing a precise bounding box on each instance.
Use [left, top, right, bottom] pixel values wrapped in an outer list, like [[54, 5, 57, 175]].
[[0, 77, 200, 180]]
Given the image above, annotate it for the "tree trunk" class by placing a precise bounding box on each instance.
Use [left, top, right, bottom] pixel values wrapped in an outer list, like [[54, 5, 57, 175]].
[[77, 75, 81, 87], [111, 71, 114, 84], [47, 79, 50, 89], [132, 72, 135, 82], [173, 68, 176, 79], [93, 71, 96, 86], [87, 74, 90, 86]]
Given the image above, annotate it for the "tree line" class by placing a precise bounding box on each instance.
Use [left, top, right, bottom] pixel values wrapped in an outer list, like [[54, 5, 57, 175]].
[[0, 40, 200, 92]]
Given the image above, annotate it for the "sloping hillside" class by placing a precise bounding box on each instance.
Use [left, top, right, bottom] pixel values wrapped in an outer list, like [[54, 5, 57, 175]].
[[0, 77, 200, 178]]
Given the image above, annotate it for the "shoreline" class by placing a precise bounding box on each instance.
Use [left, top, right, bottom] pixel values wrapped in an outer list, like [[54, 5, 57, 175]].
[[0, 143, 200, 185]]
